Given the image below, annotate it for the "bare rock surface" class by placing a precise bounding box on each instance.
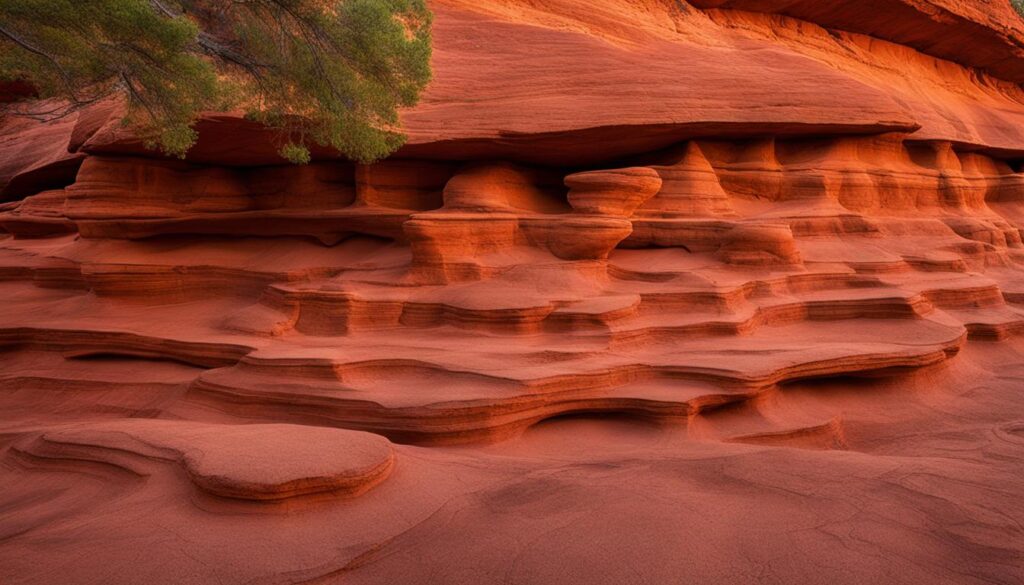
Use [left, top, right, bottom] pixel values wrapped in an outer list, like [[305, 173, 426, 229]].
[[2, 1, 1024, 584], [18, 420, 394, 501]]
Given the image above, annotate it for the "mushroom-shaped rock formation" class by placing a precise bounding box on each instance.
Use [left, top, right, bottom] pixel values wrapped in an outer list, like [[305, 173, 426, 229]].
[[565, 167, 663, 217]]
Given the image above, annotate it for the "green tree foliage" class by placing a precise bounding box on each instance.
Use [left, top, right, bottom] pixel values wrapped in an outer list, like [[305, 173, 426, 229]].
[[1014, 0, 1024, 18], [0, 0, 432, 163]]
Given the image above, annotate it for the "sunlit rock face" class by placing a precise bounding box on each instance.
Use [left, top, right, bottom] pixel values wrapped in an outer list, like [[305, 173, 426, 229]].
[[2, 2, 1024, 584]]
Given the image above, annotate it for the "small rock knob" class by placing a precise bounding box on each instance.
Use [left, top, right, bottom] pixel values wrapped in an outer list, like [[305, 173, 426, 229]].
[[565, 167, 662, 217]]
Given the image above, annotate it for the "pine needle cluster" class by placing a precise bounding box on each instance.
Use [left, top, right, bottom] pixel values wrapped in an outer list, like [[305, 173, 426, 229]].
[[0, 0, 433, 163]]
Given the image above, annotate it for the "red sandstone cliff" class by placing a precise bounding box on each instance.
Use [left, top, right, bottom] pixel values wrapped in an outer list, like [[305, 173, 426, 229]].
[[1, 2, 1024, 584]]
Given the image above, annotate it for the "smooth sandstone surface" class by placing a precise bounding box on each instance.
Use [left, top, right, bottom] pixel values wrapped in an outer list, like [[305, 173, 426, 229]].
[[2, 1, 1024, 584], [20, 420, 395, 500]]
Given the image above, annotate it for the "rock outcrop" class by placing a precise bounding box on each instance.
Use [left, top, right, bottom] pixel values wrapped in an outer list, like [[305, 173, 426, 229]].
[[14, 421, 394, 501], [2, 1, 1024, 584]]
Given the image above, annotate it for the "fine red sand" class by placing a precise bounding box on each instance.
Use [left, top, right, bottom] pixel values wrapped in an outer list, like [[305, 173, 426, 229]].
[[2, 1, 1024, 584]]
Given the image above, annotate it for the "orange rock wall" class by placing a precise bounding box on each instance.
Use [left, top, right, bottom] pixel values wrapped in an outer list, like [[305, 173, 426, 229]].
[[3, 2, 1024, 584]]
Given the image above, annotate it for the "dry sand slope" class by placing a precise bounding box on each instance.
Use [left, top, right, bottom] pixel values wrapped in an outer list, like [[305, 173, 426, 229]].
[[2, 0, 1024, 583]]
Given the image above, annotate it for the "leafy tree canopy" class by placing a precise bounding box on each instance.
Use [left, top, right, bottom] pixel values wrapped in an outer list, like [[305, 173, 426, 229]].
[[0, 0, 433, 163]]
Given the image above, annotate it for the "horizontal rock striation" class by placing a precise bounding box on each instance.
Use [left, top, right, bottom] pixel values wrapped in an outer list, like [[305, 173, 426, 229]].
[[689, 0, 1024, 83], [12, 420, 394, 500], [3, 129, 1023, 443], [3, 2, 1024, 583]]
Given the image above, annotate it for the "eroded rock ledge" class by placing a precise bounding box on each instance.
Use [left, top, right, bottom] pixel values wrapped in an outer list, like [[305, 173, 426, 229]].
[[690, 0, 1024, 83], [2, 0, 1024, 500], [2, 128, 1023, 444], [14, 421, 395, 501]]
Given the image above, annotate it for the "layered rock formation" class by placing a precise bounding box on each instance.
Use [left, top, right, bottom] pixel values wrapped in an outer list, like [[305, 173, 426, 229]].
[[2, 1, 1024, 584]]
